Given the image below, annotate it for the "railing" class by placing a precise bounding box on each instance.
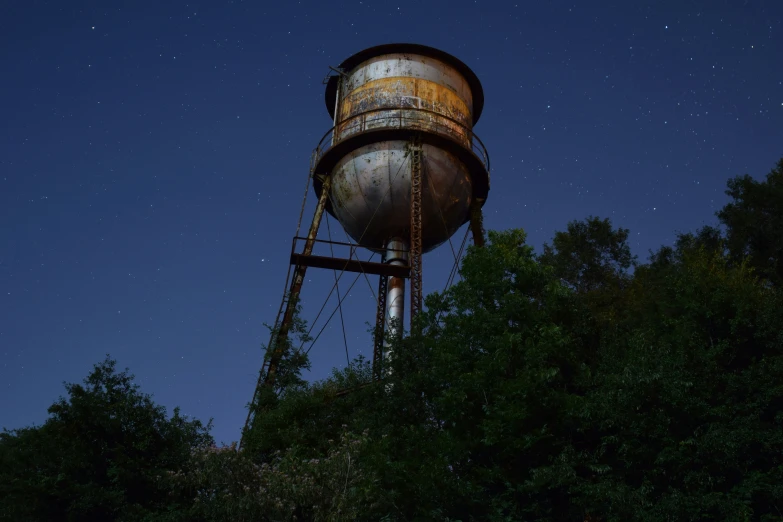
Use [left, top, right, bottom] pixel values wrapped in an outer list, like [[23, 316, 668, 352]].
[[290, 235, 365, 261], [312, 107, 490, 174]]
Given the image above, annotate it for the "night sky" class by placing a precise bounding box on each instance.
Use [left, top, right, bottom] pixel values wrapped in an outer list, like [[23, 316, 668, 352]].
[[2, 1, 781, 445]]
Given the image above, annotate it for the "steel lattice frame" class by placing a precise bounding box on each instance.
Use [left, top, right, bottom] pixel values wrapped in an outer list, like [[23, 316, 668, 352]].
[[372, 256, 388, 381], [409, 135, 424, 323]]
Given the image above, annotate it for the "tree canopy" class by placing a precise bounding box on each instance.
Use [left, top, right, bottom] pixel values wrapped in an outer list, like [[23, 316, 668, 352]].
[[0, 357, 213, 522], [717, 158, 783, 288], [2, 157, 782, 521]]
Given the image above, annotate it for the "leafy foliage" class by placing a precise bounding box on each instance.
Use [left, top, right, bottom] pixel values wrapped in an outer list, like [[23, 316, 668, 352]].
[[240, 298, 313, 458], [243, 212, 782, 519], [0, 356, 213, 522], [574, 242, 783, 521], [538, 216, 636, 292], [168, 429, 377, 521], [717, 158, 783, 287], [3, 157, 783, 521]]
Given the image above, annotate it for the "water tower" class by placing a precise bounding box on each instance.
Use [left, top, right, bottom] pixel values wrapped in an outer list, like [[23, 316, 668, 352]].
[[243, 43, 490, 439]]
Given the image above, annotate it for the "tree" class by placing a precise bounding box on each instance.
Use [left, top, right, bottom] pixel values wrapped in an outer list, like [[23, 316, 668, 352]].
[[538, 217, 637, 375], [573, 232, 783, 521], [167, 428, 378, 522], [240, 223, 783, 520], [377, 229, 592, 519], [243, 230, 594, 520], [538, 216, 636, 293], [239, 298, 316, 459], [0, 356, 213, 522], [8, 155, 783, 520], [717, 158, 783, 287]]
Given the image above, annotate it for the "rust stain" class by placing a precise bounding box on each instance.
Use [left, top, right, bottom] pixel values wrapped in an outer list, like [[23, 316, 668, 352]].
[[330, 77, 474, 149], [331, 174, 359, 211], [339, 77, 472, 127], [389, 274, 405, 292]]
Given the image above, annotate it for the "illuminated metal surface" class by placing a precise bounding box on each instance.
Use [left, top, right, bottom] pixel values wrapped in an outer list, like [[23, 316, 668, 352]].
[[313, 44, 489, 253], [242, 44, 491, 446], [328, 141, 472, 253], [335, 53, 474, 143], [324, 43, 485, 124], [383, 237, 408, 377]]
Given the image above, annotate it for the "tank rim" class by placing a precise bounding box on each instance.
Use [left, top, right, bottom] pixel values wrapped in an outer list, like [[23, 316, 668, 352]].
[[324, 43, 485, 126]]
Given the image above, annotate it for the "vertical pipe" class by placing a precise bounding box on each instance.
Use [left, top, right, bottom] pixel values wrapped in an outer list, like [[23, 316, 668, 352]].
[[383, 238, 408, 376], [331, 74, 342, 146]]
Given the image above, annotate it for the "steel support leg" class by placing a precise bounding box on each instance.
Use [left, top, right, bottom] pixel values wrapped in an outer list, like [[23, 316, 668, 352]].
[[372, 255, 388, 381], [409, 136, 423, 324], [243, 174, 332, 444], [469, 199, 486, 248], [264, 175, 332, 387]]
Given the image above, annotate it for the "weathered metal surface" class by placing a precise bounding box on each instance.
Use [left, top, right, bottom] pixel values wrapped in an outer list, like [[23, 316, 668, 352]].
[[263, 175, 332, 390], [469, 198, 486, 248], [242, 175, 333, 447], [373, 260, 388, 381], [340, 78, 470, 128], [289, 252, 409, 278], [324, 43, 485, 125], [325, 108, 480, 162], [327, 140, 473, 253], [340, 55, 473, 115], [334, 54, 474, 148], [316, 46, 487, 253], [409, 135, 423, 323], [330, 75, 343, 146], [245, 45, 491, 444], [313, 124, 489, 217], [383, 238, 408, 377], [336, 107, 471, 149], [337, 60, 473, 122]]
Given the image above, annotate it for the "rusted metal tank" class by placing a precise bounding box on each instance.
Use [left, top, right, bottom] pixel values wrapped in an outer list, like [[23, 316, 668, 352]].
[[313, 43, 489, 253]]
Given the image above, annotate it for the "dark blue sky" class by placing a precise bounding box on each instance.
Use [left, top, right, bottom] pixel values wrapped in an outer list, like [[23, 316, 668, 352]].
[[1, 0, 781, 445]]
